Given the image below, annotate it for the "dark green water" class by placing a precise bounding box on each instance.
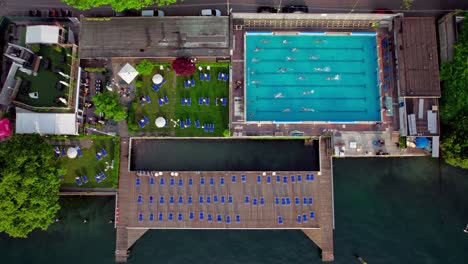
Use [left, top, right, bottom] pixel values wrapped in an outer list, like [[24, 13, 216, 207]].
[[130, 139, 319, 171], [1, 157, 467, 264]]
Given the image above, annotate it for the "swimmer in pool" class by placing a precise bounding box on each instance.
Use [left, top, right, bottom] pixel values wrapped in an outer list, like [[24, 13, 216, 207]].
[[260, 39, 270, 43], [309, 55, 320, 60], [254, 48, 263, 52], [251, 80, 260, 84], [291, 48, 298, 52], [274, 93, 284, 99], [278, 67, 288, 73], [282, 40, 290, 44], [297, 76, 306, 80], [286, 56, 295, 61], [252, 58, 259, 62], [302, 107, 315, 112], [303, 90, 315, 95], [325, 74, 340, 81], [282, 108, 291, 112], [314, 66, 331, 72]]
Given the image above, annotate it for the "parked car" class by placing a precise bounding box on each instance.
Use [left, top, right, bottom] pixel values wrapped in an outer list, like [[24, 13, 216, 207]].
[[257, 6, 278, 13], [141, 9, 165, 17], [281, 5, 308, 13], [372, 8, 394, 14], [199, 9, 221, 16]]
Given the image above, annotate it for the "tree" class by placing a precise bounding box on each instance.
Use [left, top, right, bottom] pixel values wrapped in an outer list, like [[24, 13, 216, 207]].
[[92, 92, 127, 121], [136, 59, 155, 76], [0, 134, 63, 238], [172, 57, 195, 76], [62, 0, 177, 11], [439, 13, 468, 169]]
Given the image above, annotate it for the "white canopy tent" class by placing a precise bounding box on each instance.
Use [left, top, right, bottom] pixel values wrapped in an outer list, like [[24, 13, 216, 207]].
[[118, 63, 139, 84], [15, 108, 77, 135], [26, 25, 61, 44]]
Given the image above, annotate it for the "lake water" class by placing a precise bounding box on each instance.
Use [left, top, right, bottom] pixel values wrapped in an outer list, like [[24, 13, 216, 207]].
[[1, 157, 467, 264]]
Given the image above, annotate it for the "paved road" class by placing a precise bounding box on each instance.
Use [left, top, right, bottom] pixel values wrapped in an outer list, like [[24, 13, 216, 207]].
[[1, 0, 467, 17]]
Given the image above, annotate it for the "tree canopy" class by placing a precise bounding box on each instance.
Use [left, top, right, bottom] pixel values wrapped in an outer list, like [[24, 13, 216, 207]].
[[172, 57, 195, 76], [92, 92, 127, 121], [0, 134, 63, 238], [136, 59, 155, 76], [439, 13, 468, 169], [62, 0, 177, 11]]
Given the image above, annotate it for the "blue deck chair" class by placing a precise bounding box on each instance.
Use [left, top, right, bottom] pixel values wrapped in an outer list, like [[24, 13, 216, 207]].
[[221, 98, 227, 106], [168, 213, 173, 221], [295, 197, 300, 205], [160, 196, 164, 204], [235, 214, 240, 223], [158, 213, 163, 221], [149, 213, 154, 222], [99, 172, 106, 180], [291, 175, 295, 183], [207, 214, 213, 222], [158, 98, 164, 106], [160, 178, 164, 186], [190, 79, 195, 87], [184, 80, 190, 89], [209, 124, 214, 132], [188, 196, 192, 205], [308, 197, 313, 204], [61, 148, 66, 156], [53, 146, 60, 153], [297, 175, 302, 182], [185, 118, 191, 127], [296, 215, 301, 224], [267, 176, 271, 183], [241, 174, 246, 182], [164, 96, 169, 104], [199, 212, 204, 220], [149, 196, 153, 204], [178, 196, 183, 204], [310, 211, 315, 219], [283, 176, 287, 184], [170, 178, 175, 186], [199, 195, 203, 204], [137, 195, 142, 204], [217, 214, 222, 223], [189, 211, 194, 221], [223, 73, 229, 81], [205, 97, 210, 105], [75, 177, 83, 186], [81, 175, 88, 183], [143, 116, 149, 124], [95, 175, 101, 183], [195, 120, 201, 128], [96, 152, 102, 160], [220, 177, 225, 186], [206, 73, 211, 81], [204, 124, 209, 132], [181, 98, 186, 106], [54, 149, 60, 158], [199, 97, 203, 105], [245, 195, 250, 204], [276, 175, 281, 183], [139, 213, 143, 222], [218, 72, 223, 80], [169, 196, 174, 204], [200, 177, 205, 185], [232, 175, 236, 183], [178, 178, 183, 187], [152, 84, 160, 92], [383, 84, 389, 91], [200, 73, 205, 81], [76, 147, 83, 157], [138, 119, 146, 128], [180, 120, 185, 129], [214, 195, 218, 203], [206, 196, 211, 204], [136, 178, 141, 186], [220, 195, 225, 204], [188, 178, 193, 186], [178, 213, 183, 222], [139, 98, 146, 106], [257, 175, 261, 184], [150, 177, 154, 185], [226, 215, 231, 224], [260, 197, 265, 206], [228, 195, 233, 204], [253, 198, 257, 206], [306, 174, 311, 181], [281, 197, 286, 206], [187, 98, 191, 106], [209, 177, 214, 186], [303, 197, 308, 205], [286, 197, 291, 205], [278, 216, 283, 224], [275, 197, 279, 205], [302, 214, 308, 223]]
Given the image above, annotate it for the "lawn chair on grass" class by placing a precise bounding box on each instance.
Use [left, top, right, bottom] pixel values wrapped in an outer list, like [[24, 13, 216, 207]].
[[205, 73, 211, 81], [223, 73, 229, 81], [95, 175, 101, 183], [75, 177, 83, 186], [101, 148, 107, 156], [204, 124, 209, 132], [96, 152, 103, 160], [195, 120, 201, 128], [217, 72, 223, 81], [190, 79, 195, 87], [81, 175, 88, 183], [151, 84, 160, 92], [205, 97, 210, 105], [145, 95, 151, 104], [180, 120, 185, 129], [158, 98, 164, 106], [143, 116, 149, 124], [181, 98, 186, 106], [200, 73, 205, 81], [187, 98, 191, 106], [164, 96, 169, 104], [221, 98, 227, 106], [76, 147, 83, 157], [138, 119, 146, 128], [209, 123, 214, 133], [184, 80, 190, 89], [99, 171, 106, 180], [185, 118, 191, 127], [199, 97, 203, 105]]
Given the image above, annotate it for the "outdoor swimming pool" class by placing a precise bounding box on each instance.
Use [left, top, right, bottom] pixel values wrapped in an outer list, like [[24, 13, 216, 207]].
[[245, 32, 381, 122]]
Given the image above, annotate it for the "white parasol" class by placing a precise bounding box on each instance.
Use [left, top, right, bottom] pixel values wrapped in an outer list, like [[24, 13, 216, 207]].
[[152, 74, 163, 85], [155, 117, 166, 128], [67, 147, 78, 159]]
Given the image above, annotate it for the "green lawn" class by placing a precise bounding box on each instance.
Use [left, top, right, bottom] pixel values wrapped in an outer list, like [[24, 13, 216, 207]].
[[128, 63, 229, 136], [55, 137, 119, 188], [15, 45, 72, 107]]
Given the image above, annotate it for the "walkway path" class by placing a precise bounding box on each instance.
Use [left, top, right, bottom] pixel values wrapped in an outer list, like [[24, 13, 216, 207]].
[[47, 138, 93, 149]]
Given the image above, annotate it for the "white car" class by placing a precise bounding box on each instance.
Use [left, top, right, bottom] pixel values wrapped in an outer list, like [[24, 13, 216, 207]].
[[141, 9, 165, 17], [199, 9, 221, 16]]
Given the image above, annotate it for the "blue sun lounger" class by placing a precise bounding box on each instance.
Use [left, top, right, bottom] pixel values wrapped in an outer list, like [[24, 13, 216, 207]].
[[217, 72, 223, 80], [297, 175, 302, 182], [181, 98, 185, 106], [235, 214, 240, 223], [190, 79, 195, 87], [188, 178, 193, 186], [241, 174, 246, 182], [302, 214, 308, 223], [199, 97, 203, 105], [187, 98, 191, 106], [221, 98, 227, 106], [303, 197, 308, 205], [168, 213, 173, 221], [170, 178, 175, 186], [188, 196, 192, 204], [217, 214, 222, 223], [209, 177, 214, 186], [260, 197, 265, 206], [275, 197, 279, 205], [226, 215, 231, 224], [232, 175, 236, 183], [169, 196, 174, 204], [291, 175, 295, 183], [200, 73, 205, 81], [308, 197, 313, 204], [220, 177, 225, 186], [223, 73, 229, 81], [189, 211, 194, 221], [158, 213, 163, 221], [253, 198, 258, 206], [96, 152, 102, 160], [295, 197, 300, 205], [204, 124, 209, 132], [185, 118, 191, 127], [151, 84, 160, 92], [164, 96, 169, 104], [278, 216, 283, 224], [228, 195, 233, 204], [206, 196, 211, 204], [199, 195, 203, 204], [178, 196, 183, 204], [76, 147, 83, 157], [281, 198, 286, 206], [209, 124, 214, 132], [99, 171, 106, 180], [137, 195, 142, 204], [149, 196, 153, 204], [101, 148, 107, 156], [310, 211, 315, 219], [296, 215, 301, 224], [138, 213, 143, 222], [180, 120, 185, 129], [283, 176, 288, 184], [212, 195, 217, 203], [207, 214, 213, 222], [158, 98, 164, 106], [136, 178, 140, 186], [159, 178, 164, 186], [200, 177, 205, 185], [245, 195, 250, 204], [221, 195, 225, 204], [184, 80, 190, 89], [81, 175, 88, 183], [75, 177, 82, 186], [206, 73, 211, 81], [149, 213, 154, 222], [178, 178, 183, 187], [276, 175, 281, 183], [143, 116, 149, 124], [138, 119, 146, 128], [199, 212, 204, 220], [267, 176, 271, 183], [178, 213, 183, 222], [61, 148, 66, 156], [195, 120, 201, 128], [205, 97, 210, 105], [257, 175, 261, 184], [150, 177, 154, 185], [95, 175, 101, 183]]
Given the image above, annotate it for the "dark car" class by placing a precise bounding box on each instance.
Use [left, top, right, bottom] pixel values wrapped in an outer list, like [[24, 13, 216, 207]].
[[372, 8, 394, 14], [257, 6, 278, 13], [281, 5, 308, 13]]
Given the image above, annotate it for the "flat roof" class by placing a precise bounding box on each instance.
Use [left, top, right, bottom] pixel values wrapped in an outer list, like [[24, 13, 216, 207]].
[[26, 25, 60, 44], [79, 17, 230, 58], [395, 17, 441, 97], [15, 107, 77, 135]]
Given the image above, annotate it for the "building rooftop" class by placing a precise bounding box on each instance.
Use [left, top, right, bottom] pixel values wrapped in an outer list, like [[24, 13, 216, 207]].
[[395, 17, 441, 97], [15, 107, 77, 135], [79, 17, 230, 58]]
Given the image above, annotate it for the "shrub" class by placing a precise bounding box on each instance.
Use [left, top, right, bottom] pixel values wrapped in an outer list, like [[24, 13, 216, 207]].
[[84, 67, 107, 73], [171, 57, 195, 75], [399, 136, 407, 150], [28, 44, 40, 53], [135, 80, 143, 88], [136, 59, 155, 76], [53, 45, 62, 53], [223, 129, 231, 137]]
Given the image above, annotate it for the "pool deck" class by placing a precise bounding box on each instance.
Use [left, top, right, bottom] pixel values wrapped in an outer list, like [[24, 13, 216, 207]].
[[115, 137, 334, 261]]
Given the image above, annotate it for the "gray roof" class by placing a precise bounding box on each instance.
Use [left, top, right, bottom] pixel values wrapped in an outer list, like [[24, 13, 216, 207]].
[[79, 17, 230, 58]]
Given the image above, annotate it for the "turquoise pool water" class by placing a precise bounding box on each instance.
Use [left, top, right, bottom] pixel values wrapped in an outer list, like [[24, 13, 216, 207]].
[[245, 32, 381, 122]]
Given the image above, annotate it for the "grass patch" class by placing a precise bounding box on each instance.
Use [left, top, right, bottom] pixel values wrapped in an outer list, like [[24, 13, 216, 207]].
[[128, 63, 229, 136], [55, 137, 119, 188], [15, 45, 72, 107]]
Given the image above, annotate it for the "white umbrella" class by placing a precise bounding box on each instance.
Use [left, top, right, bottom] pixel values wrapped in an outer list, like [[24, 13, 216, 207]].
[[118, 63, 139, 84], [155, 117, 166, 128], [152, 74, 163, 85], [67, 147, 77, 159]]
